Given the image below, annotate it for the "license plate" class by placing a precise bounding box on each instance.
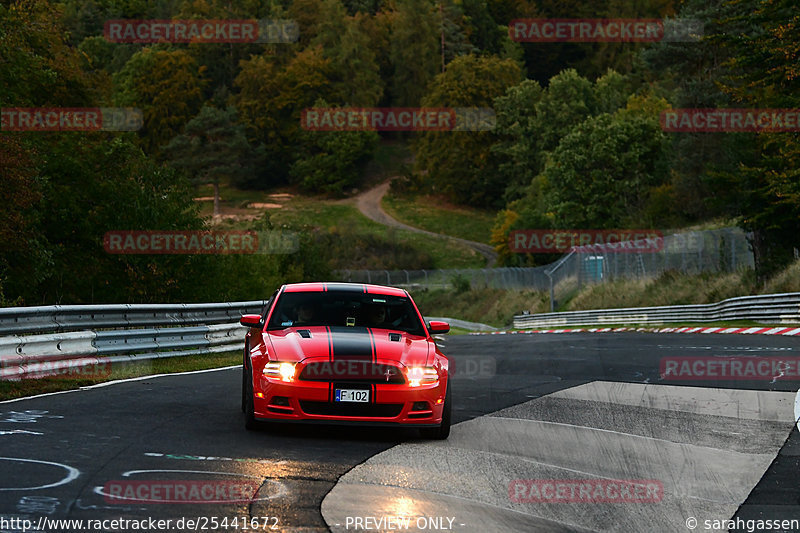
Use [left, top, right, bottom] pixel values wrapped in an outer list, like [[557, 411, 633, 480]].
[[335, 389, 369, 402]]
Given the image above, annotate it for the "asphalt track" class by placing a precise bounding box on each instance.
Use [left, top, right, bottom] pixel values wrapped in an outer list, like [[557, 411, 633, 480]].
[[1, 332, 798, 532]]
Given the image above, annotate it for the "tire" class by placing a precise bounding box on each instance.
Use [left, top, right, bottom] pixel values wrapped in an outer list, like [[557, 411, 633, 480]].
[[241, 362, 247, 413], [241, 343, 249, 413], [420, 382, 451, 440], [244, 364, 259, 431]]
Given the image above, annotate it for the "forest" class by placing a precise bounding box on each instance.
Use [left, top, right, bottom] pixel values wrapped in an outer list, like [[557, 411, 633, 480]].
[[1, 0, 798, 305]]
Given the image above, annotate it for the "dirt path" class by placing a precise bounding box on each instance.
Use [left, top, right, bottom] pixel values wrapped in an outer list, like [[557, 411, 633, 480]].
[[353, 181, 498, 267]]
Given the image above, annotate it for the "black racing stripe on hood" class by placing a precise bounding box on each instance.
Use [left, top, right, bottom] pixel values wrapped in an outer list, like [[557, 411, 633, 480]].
[[326, 326, 333, 363], [329, 326, 373, 359]]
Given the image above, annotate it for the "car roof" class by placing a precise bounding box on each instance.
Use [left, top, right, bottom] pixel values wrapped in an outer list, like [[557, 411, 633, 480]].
[[281, 282, 408, 297]]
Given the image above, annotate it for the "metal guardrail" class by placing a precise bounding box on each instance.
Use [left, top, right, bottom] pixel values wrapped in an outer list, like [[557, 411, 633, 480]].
[[0, 301, 266, 336], [513, 292, 800, 329], [0, 323, 248, 380], [0, 301, 267, 380]]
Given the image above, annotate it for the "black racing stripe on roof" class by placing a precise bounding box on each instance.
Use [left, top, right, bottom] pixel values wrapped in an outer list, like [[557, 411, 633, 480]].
[[321, 282, 370, 293]]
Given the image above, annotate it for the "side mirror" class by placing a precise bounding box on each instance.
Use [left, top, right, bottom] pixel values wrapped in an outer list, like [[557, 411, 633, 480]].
[[428, 320, 450, 334], [240, 314, 263, 328]]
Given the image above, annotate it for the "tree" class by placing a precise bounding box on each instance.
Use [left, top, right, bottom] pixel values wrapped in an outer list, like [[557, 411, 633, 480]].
[[164, 106, 265, 216], [312, 5, 384, 106], [0, 134, 49, 305], [389, 0, 440, 106], [491, 79, 544, 202], [113, 48, 208, 155], [533, 68, 597, 152], [710, 0, 800, 279], [234, 47, 335, 186], [290, 98, 379, 195], [0, 0, 95, 107], [641, 0, 744, 223], [413, 54, 523, 206], [543, 110, 669, 228]]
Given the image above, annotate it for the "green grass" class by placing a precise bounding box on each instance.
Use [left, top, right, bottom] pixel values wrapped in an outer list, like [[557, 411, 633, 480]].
[[562, 269, 756, 311], [0, 351, 240, 401], [412, 287, 549, 328], [382, 192, 496, 244], [192, 185, 484, 269], [266, 197, 485, 269], [414, 260, 800, 331]]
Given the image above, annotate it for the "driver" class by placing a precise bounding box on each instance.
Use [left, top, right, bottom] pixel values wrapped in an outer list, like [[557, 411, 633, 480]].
[[295, 303, 315, 323], [366, 304, 387, 326]]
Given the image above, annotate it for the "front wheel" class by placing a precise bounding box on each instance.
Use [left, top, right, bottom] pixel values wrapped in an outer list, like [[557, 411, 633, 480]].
[[241, 362, 247, 413], [244, 364, 259, 431], [420, 382, 451, 440]]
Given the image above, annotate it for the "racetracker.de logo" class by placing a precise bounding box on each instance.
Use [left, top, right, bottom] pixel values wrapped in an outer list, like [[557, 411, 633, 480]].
[[660, 357, 800, 380], [103, 230, 298, 255], [509, 230, 664, 254], [300, 107, 496, 131], [660, 109, 800, 132], [302, 361, 401, 381], [449, 356, 496, 379], [0, 359, 112, 381], [508, 18, 702, 42], [103, 19, 298, 43], [102, 480, 259, 504], [1, 108, 142, 131], [509, 479, 663, 503]]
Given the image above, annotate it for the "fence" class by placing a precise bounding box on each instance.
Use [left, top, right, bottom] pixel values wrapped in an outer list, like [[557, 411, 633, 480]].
[[512, 292, 800, 329], [337, 227, 754, 311], [336, 266, 553, 291], [543, 227, 753, 311]]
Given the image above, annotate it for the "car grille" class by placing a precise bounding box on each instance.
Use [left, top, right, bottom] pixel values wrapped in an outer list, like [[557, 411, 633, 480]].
[[298, 361, 405, 384], [299, 401, 404, 418]]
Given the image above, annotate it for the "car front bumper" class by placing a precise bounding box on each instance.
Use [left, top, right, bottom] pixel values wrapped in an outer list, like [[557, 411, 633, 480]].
[[252, 375, 447, 426]]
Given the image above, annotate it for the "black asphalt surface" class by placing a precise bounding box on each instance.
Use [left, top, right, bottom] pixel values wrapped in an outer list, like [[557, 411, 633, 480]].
[[1, 332, 798, 532]]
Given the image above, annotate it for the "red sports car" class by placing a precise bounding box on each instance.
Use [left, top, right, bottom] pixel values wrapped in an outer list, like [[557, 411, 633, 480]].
[[239, 282, 452, 439]]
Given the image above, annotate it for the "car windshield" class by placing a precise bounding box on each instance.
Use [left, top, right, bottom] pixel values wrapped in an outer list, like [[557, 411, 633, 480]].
[[267, 291, 425, 335]]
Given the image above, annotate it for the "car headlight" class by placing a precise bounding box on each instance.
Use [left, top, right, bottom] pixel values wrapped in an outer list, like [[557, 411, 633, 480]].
[[263, 362, 296, 382], [405, 366, 439, 387]]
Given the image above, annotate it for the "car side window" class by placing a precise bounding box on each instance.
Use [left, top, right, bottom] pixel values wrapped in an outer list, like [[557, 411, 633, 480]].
[[260, 290, 279, 325]]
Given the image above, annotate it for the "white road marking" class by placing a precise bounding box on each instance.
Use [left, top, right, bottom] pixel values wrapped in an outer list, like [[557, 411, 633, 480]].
[[0, 365, 240, 404], [0, 457, 80, 491]]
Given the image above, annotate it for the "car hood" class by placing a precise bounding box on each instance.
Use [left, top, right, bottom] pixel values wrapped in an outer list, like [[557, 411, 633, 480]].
[[264, 326, 433, 366]]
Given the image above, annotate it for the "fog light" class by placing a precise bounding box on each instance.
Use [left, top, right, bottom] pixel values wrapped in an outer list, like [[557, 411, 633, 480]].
[[272, 396, 290, 407], [412, 401, 428, 411]]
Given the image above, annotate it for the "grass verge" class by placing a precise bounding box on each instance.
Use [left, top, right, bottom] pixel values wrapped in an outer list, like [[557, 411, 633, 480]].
[[0, 351, 241, 402], [413, 260, 800, 329], [412, 287, 549, 328], [382, 192, 496, 244]]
